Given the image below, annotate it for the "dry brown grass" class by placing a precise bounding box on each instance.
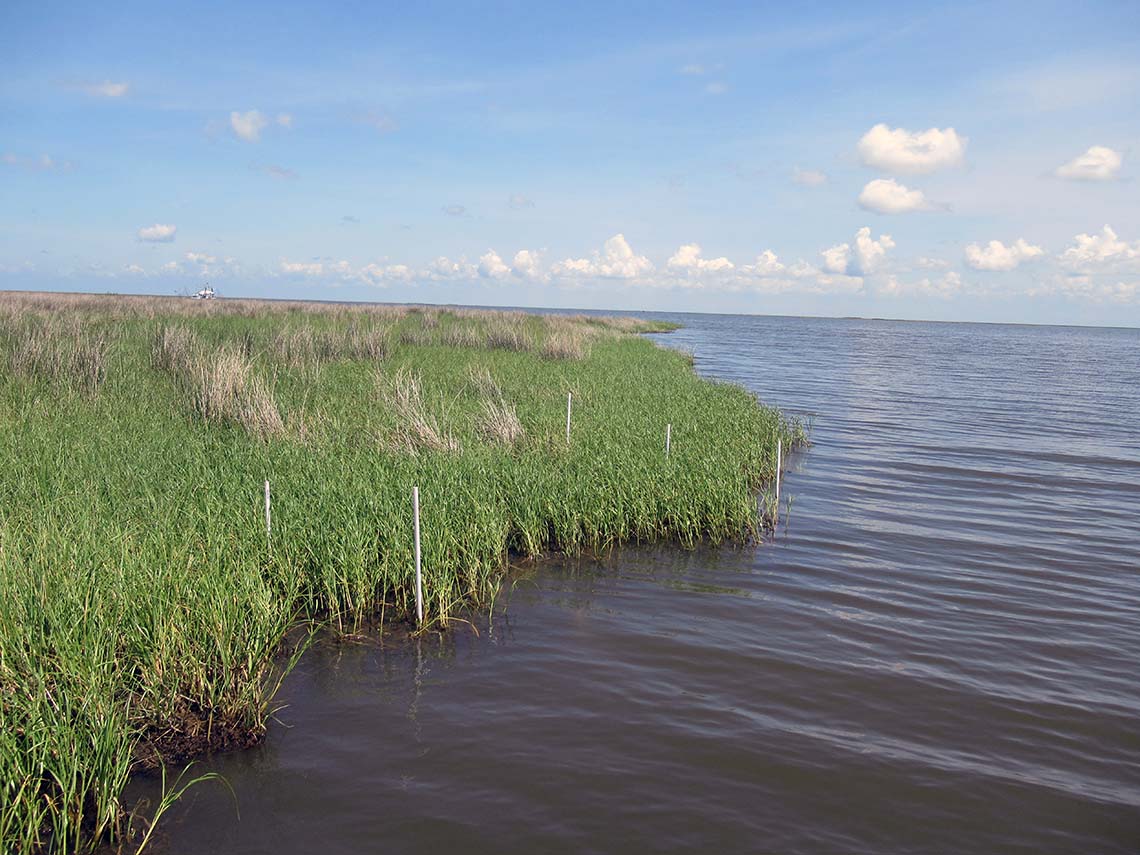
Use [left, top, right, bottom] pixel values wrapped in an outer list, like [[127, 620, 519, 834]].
[[188, 348, 285, 440], [540, 328, 587, 360], [151, 324, 197, 374], [150, 324, 285, 440], [376, 368, 459, 454], [476, 396, 524, 446], [399, 327, 434, 347], [3, 316, 112, 394], [441, 325, 481, 348], [484, 318, 534, 352], [467, 365, 502, 398], [468, 366, 524, 446], [268, 323, 390, 369]]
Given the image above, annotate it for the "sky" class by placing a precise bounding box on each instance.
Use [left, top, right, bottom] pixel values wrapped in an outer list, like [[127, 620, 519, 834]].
[[2, 0, 1139, 325]]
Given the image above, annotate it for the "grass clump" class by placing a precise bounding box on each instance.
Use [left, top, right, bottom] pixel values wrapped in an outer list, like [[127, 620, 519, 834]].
[[0, 290, 801, 853]]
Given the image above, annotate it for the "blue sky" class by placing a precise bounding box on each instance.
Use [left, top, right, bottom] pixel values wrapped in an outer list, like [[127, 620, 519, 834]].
[[2, 0, 1139, 325]]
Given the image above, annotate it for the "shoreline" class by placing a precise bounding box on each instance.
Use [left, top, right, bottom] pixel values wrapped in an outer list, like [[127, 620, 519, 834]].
[[0, 291, 804, 853]]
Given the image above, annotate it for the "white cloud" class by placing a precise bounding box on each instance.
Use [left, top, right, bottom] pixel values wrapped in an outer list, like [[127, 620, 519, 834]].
[[478, 250, 511, 279], [857, 123, 966, 174], [1055, 146, 1122, 181], [265, 164, 298, 180], [137, 223, 177, 243], [821, 244, 850, 275], [508, 193, 535, 209], [1037, 273, 1140, 304], [741, 250, 786, 276], [1059, 225, 1140, 270], [822, 227, 895, 276], [276, 113, 293, 128], [667, 244, 734, 275], [124, 264, 145, 274], [792, 168, 827, 186], [964, 239, 1044, 271], [878, 271, 962, 299], [230, 110, 269, 142], [553, 234, 653, 280], [280, 260, 325, 276], [359, 263, 413, 284], [442, 204, 467, 217], [705, 82, 728, 95], [423, 256, 476, 280], [512, 249, 546, 280], [680, 64, 706, 75], [857, 178, 934, 214], [185, 251, 217, 265], [82, 80, 129, 98]]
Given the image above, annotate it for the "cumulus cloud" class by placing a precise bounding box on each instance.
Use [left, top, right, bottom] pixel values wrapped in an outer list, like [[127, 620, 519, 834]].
[[1059, 225, 1140, 269], [422, 256, 476, 280], [81, 80, 129, 98], [792, 168, 827, 186], [858, 178, 934, 214], [667, 244, 734, 274], [821, 227, 895, 276], [137, 223, 177, 243], [359, 263, 413, 284], [478, 250, 511, 279], [740, 250, 786, 276], [553, 234, 653, 280], [511, 249, 545, 280], [185, 251, 217, 265], [964, 238, 1044, 271], [1055, 146, 1122, 181], [857, 123, 966, 174]]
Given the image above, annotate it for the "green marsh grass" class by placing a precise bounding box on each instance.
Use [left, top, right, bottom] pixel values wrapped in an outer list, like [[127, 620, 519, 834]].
[[0, 291, 805, 852]]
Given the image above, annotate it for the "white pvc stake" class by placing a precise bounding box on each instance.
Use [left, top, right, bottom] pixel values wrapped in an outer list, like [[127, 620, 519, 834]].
[[413, 486, 423, 626], [566, 391, 572, 444], [264, 479, 271, 544], [774, 439, 782, 524], [665, 423, 672, 457]]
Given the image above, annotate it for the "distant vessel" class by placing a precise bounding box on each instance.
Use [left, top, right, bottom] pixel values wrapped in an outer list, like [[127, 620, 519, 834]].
[[192, 284, 216, 300]]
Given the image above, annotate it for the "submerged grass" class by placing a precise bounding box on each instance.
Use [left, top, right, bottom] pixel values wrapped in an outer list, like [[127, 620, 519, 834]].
[[0, 291, 804, 853]]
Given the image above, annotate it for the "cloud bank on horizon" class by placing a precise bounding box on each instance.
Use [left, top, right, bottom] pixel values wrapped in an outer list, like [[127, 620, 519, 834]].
[[1, 1, 1138, 325]]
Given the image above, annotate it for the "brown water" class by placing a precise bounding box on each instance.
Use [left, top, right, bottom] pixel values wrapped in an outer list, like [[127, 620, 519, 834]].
[[133, 315, 1140, 854]]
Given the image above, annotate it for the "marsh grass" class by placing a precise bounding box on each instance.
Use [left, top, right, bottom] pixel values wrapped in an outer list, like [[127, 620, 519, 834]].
[[0, 291, 802, 853]]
